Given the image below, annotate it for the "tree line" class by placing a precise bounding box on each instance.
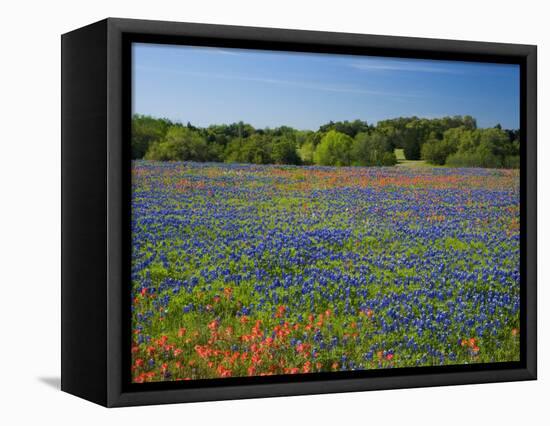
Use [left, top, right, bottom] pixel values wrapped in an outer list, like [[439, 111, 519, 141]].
[[132, 114, 519, 168]]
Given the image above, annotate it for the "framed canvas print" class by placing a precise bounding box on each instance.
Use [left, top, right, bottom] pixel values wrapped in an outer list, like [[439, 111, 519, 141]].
[[61, 18, 537, 407]]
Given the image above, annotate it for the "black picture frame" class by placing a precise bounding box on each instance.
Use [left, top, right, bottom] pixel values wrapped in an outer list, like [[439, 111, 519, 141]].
[[61, 17, 537, 407]]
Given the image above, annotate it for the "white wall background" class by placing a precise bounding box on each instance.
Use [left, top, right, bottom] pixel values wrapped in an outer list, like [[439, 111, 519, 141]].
[[0, 0, 546, 424]]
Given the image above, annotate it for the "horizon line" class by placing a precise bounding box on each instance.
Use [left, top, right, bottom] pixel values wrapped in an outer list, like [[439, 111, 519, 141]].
[[132, 113, 519, 131]]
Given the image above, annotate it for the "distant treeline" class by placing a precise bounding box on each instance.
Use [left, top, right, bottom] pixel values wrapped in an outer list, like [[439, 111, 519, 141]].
[[132, 114, 520, 168]]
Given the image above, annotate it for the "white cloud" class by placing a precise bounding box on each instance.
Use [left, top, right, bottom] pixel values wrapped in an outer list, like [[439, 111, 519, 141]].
[[350, 60, 464, 74], [135, 65, 424, 98]]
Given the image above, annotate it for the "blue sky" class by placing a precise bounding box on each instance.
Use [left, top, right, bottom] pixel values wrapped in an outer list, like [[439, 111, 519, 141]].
[[132, 43, 520, 130]]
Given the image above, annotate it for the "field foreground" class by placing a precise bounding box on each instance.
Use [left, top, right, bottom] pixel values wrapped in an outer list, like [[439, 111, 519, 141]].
[[131, 161, 520, 382]]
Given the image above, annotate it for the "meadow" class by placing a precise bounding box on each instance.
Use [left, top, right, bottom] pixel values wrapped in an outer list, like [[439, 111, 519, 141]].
[[130, 161, 520, 383]]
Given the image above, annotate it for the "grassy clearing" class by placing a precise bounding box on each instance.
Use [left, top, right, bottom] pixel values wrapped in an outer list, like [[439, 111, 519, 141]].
[[394, 148, 442, 168]]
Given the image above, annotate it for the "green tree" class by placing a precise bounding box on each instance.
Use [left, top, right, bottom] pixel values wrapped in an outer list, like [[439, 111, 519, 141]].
[[227, 121, 255, 138], [402, 119, 433, 160], [135, 114, 517, 169], [462, 115, 477, 130], [444, 127, 518, 168], [313, 130, 354, 166], [131, 115, 171, 159], [352, 132, 397, 166], [223, 138, 245, 163], [298, 142, 316, 164], [319, 120, 370, 138], [271, 136, 301, 165], [225, 134, 272, 164], [421, 134, 458, 165], [479, 127, 514, 159], [375, 116, 477, 160], [144, 127, 208, 161]]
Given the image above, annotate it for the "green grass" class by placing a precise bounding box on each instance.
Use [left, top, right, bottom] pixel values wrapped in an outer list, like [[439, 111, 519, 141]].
[[394, 148, 406, 161], [394, 148, 441, 168], [396, 159, 432, 168]]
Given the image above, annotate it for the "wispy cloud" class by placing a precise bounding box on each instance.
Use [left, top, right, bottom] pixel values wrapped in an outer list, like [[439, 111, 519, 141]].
[[134, 43, 242, 57], [241, 76, 423, 98], [350, 60, 464, 74], [199, 47, 242, 56], [135, 65, 424, 99]]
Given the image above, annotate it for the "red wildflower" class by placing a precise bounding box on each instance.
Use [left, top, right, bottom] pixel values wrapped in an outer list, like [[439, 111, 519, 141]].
[[275, 305, 287, 318], [207, 319, 219, 331], [195, 345, 211, 359], [217, 365, 232, 377]]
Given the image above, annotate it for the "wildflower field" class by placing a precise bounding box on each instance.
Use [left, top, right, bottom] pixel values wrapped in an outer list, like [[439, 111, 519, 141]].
[[131, 161, 520, 383]]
